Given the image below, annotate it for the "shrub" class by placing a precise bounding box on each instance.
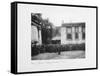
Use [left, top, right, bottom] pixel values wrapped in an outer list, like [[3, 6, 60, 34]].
[[71, 43, 85, 50], [31, 43, 85, 56]]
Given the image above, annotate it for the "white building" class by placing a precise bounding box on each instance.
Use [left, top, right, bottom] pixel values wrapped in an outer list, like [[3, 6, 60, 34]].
[[61, 22, 85, 44], [31, 23, 42, 45], [31, 13, 42, 45]]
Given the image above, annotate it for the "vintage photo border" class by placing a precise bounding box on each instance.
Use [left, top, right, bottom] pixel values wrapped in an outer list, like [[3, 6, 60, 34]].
[[11, 1, 98, 74]]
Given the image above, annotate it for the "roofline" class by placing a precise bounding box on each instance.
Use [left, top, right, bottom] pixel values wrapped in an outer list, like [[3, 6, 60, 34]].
[[62, 22, 85, 27]]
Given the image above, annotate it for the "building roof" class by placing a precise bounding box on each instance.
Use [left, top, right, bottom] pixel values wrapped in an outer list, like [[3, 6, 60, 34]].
[[62, 22, 85, 27]]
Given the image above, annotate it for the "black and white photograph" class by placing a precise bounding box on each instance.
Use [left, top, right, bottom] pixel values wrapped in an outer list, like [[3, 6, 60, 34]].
[[11, 2, 97, 74], [31, 13, 85, 60]]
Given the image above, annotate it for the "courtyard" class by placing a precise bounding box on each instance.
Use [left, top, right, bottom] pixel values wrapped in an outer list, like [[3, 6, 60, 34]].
[[32, 50, 85, 60]]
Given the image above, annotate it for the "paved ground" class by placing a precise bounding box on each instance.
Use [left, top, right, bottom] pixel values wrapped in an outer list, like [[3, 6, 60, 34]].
[[32, 50, 85, 60]]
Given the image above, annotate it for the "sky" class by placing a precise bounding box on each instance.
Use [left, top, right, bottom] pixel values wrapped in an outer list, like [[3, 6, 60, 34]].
[[28, 4, 95, 26]]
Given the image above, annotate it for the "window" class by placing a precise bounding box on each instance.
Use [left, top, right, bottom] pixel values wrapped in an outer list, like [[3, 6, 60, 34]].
[[75, 33, 78, 39], [75, 27, 79, 40], [67, 33, 72, 40], [82, 32, 85, 39], [82, 27, 85, 39], [67, 27, 72, 40], [67, 27, 72, 33], [82, 27, 85, 32]]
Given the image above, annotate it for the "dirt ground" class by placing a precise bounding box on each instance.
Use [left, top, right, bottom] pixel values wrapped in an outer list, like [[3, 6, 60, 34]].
[[32, 50, 85, 60]]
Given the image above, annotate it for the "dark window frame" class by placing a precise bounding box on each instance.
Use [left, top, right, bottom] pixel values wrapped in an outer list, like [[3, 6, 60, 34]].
[[82, 27, 85, 40], [75, 26, 79, 40], [66, 27, 72, 40]]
